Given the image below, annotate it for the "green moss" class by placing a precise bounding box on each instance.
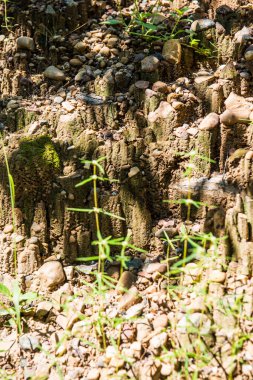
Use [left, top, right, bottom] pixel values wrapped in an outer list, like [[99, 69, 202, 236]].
[[15, 108, 39, 130], [42, 141, 60, 169], [18, 135, 60, 171]]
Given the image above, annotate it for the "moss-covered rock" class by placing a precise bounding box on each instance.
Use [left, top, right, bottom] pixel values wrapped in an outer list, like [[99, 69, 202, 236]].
[[16, 135, 60, 172]]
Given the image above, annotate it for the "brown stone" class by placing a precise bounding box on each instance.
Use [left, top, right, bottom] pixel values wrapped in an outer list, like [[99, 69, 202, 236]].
[[116, 271, 136, 294], [199, 113, 220, 131], [162, 39, 181, 64], [145, 263, 167, 274], [118, 286, 142, 311], [37, 261, 66, 290]]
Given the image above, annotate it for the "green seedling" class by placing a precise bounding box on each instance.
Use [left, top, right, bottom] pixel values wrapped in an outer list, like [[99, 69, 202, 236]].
[[68, 156, 146, 350], [1, 0, 13, 31], [0, 281, 37, 334], [101, 3, 191, 41]]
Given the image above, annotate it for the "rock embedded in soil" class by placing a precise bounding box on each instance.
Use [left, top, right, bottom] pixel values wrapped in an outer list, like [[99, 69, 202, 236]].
[[191, 19, 215, 32], [148, 101, 174, 122], [125, 301, 146, 318], [53, 96, 64, 104], [116, 271, 136, 294], [152, 314, 169, 330], [145, 262, 167, 274], [128, 166, 140, 178], [244, 45, 253, 61], [3, 224, 14, 234], [161, 363, 172, 376], [220, 110, 237, 125], [75, 69, 88, 82], [152, 81, 168, 93], [234, 26, 252, 43], [100, 46, 111, 57], [135, 80, 149, 90], [17, 36, 35, 51], [183, 263, 202, 284], [118, 286, 141, 311], [136, 319, 153, 342], [149, 331, 167, 350], [162, 39, 181, 64], [110, 356, 125, 368], [107, 264, 120, 280], [36, 301, 53, 318], [209, 270, 226, 283], [186, 297, 207, 313], [220, 92, 252, 125], [141, 56, 159, 73], [74, 41, 86, 53], [216, 62, 237, 80], [0, 334, 16, 356], [70, 58, 83, 67], [62, 101, 75, 112], [37, 261, 66, 290], [129, 341, 142, 359], [44, 66, 66, 81], [199, 112, 220, 130], [19, 334, 40, 351], [87, 368, 100, 380], [18, 246, 41, 275]]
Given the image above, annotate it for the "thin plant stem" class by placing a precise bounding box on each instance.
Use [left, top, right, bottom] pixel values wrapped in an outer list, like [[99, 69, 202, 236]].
[[3, 0, 10, 31], [92, 163, 102, 273], [92, 161, 106, 349], [93, 164, 100, 234], [0, 135, 17, 276]]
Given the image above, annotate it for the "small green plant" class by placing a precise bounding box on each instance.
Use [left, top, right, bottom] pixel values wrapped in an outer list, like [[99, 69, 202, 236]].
[[1, 0, 13, 31], [169, 7, 192, 39], [185, 31, 218, 58], [164, 150, 215, 266], [68, 156, 146, 350], [68, 156, 124, 273], [102, 2, 218, 59], [101, 3, 191, 41], [0, 281, 37, 334]]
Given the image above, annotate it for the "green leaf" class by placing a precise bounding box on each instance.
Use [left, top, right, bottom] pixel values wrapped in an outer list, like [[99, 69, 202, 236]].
[[0, 283, 11, 298], [9, 174, 15, 208], [172, 251, 197, 268], [179, 19, 192, 23], [97, 176, 119, 183], [127, 244, 147, 253], [19, 292, 37, 302], [101, 19, 124, 25], [102, 210, 125, 220], [67, 207, 96, 213], [136, 20, 157, 30], [75, 177, 93, 187], [75, 256, 99, 261], [138, 12, 152, 18]]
